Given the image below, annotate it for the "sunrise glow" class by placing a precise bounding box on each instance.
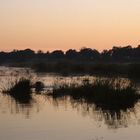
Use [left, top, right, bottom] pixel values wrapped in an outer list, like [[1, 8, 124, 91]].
[[0, 0, 140, 51]]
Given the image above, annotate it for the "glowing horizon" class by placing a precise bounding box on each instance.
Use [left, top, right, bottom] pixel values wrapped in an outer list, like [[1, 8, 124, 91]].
[[0, 0, 140, 52]]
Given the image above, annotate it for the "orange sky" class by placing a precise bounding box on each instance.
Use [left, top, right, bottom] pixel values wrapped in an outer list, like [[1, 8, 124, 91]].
[[0, 0, 140, 52]]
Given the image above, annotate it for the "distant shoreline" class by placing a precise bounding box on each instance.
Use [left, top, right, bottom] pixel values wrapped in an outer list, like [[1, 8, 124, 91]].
[[0, 45, 140, 78]]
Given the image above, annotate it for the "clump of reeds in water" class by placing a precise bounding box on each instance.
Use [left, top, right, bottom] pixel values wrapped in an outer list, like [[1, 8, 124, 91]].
[[2, 78, 32, 104], [34, 81, 45, 93], [50, 78, 140, 110], [5, 78, 31, 94]]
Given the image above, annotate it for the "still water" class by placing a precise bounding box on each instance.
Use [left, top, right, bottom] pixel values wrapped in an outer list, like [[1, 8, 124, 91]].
[[0, 67, 140, 140]]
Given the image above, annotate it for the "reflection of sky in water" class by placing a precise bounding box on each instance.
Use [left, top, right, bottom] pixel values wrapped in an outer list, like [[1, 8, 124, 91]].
[[1, 93, 140, 140], [0, 67, 140, 140]]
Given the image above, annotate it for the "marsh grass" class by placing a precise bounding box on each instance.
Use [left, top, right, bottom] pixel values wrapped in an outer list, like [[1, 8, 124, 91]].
[[2, 78, 32, 104], [50, 78, 140, 110], [34, 81, 45, 93], [4, 78, 31, 94], [30, 62, 140, 78]]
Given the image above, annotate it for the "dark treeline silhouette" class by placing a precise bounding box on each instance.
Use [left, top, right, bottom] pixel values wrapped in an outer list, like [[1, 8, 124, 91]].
[[1, 45, 140, 77], [1, 45, 140, 63]]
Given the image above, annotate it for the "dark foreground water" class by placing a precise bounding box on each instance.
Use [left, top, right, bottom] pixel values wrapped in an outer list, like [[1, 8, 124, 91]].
[[0, 67, 140, 140]]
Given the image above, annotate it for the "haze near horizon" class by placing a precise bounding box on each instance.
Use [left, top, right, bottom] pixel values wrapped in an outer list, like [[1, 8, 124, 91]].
[[0, 0, 140, 51]]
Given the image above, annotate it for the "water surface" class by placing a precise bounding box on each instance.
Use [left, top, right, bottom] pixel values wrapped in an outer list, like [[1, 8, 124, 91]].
[[0, 67, 140, 140]]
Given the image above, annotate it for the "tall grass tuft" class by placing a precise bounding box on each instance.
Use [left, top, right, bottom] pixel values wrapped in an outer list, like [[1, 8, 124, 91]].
[[49, 78, 140, 110], [2, 78, 32, 104]]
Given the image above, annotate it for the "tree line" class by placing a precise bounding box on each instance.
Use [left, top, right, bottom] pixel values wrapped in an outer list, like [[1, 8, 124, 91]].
[[1, 45, 140, 63]]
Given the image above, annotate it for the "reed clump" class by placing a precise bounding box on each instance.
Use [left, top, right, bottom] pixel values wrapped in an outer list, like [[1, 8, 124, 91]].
[[50, 78, 140, 110], [2, 78, 32, 104]]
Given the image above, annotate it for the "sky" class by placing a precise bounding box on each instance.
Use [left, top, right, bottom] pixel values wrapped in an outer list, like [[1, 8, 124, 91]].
[[0, 0, 140, 52]]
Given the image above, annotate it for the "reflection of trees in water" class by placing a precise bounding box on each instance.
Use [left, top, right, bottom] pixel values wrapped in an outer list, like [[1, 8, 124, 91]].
[[0, 94, 45, 118], [48, 96, 140, 129]]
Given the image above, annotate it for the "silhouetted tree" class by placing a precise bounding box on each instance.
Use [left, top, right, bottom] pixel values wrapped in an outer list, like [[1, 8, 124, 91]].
[[66, 49, 78, 59], [50, 50, 64, 59], [79, 47, 100, 60]]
